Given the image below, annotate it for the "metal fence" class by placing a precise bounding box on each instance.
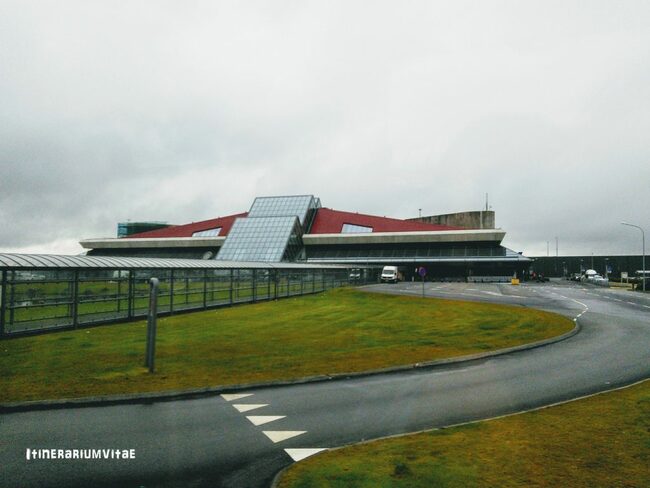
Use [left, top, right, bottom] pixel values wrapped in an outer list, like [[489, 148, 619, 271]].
[[0, 266, 377, 337]]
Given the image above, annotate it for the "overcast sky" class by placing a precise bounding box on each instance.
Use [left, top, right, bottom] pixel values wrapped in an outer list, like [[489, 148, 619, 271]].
[[1, 0, 649, 257]]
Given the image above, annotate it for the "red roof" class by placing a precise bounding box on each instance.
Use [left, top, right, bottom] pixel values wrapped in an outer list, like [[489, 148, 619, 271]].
[[308, 208, 463, 234], [127, 213, 248, 238], [126, 207, 463, 239]]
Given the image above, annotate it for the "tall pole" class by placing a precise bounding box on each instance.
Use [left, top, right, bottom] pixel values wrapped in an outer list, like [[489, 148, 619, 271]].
[[621, 222, 646, 292], [145, 277, 160, 373]]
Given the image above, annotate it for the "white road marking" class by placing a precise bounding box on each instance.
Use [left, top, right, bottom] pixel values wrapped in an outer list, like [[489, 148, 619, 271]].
[[263, 431, 306, 443], [221, 393, 253, 402], [626, 301, 636, 305], [285, 448, 327, 462], [233, 404, 268, 413], [481, 291, 502, 296], [565, 296, 589, 321], [643, 305, 650, 309], [246, 415, 286, 426]]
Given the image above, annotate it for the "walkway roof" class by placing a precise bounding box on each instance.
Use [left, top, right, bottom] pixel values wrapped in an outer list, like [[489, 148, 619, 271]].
[[0, 253, 351, 270]]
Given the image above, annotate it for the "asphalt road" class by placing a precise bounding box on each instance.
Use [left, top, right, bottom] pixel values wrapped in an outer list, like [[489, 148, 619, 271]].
[[1, 281, 649, 487]]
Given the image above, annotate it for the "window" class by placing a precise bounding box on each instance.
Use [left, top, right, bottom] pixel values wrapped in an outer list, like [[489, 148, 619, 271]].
[[341, 223, 373, 234], [192, 227, 222, 237]]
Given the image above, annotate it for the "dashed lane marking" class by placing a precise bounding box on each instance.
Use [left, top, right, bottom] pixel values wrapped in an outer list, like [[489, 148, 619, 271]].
[[246, 415, 286, 426], [221, 393, 253, 402], [263, 431, 306, 443], [233, 404, 268, 413], [285, 448, 328, 462]]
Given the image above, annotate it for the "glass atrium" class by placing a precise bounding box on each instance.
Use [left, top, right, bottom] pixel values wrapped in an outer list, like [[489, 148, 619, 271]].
[[216, 195, 321, 262]]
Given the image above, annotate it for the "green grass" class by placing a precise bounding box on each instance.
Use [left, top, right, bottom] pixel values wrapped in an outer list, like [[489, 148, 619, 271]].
[[277, 379, 650, 488], [0, 288, 572, 403]]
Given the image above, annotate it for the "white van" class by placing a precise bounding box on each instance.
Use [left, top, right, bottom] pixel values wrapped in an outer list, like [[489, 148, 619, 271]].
[[381, 266, 400, 283]]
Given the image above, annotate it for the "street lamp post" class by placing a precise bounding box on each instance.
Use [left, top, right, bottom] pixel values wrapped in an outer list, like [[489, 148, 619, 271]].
[[621, 222, 646, 292]]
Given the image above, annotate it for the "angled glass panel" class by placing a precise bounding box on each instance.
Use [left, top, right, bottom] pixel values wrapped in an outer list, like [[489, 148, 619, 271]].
[[216, 216, 303, 262], [248, 195, 315, 227]]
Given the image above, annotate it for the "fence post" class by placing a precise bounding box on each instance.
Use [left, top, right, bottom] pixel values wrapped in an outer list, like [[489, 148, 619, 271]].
[[229, 269, 234, 305], [127, 271, 135, 319], [0, 270, 7, 337], [117, 272, 122, 313], [145, 277, 159, 373], [203, 269, 208, 309], [274, 269, 279, 299], [8, 272, 15, 327], [252, 269, 257, 302], [72, 270, 79, 329], [169, 270, 175, 314]]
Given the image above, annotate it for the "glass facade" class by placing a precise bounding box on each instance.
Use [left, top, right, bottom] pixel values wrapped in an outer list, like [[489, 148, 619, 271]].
[[216, 217, 303, 262], [216, 195, 321, 262], [117, 221, 169, 238], [248, 195, 320, 227]]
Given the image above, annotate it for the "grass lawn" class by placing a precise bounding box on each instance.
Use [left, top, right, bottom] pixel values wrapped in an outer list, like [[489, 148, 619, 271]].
[[0, 288, 572, 403], [277, 379, 650, 488]]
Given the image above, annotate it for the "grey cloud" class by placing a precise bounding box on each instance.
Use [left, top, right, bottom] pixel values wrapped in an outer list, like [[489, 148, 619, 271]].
[[1, 1, 649, 255]]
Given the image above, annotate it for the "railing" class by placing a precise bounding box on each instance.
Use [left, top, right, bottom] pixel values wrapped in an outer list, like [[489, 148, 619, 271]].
[[0, 267, 377, 337]]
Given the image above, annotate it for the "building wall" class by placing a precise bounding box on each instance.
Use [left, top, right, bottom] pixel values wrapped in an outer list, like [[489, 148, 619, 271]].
[[408, 211, 495, 230], [530, 255, 646, 278]]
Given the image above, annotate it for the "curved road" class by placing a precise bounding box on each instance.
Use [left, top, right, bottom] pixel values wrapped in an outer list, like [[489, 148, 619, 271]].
[[1, 281, 649, 487]]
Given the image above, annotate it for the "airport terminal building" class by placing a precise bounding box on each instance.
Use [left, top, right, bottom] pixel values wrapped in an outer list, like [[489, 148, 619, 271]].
[[81, 195, 530, 281]]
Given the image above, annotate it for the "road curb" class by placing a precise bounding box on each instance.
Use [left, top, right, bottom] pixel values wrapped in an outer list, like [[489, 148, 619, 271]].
[[0, 321, 580, 413]]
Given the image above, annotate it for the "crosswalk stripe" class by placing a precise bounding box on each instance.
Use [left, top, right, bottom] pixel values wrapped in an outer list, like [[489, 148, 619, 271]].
[[285, 448, 327, 462], [246, 415, 286, 426], [263, 431, 306, 443], [221, 393, 253, 402], [233, 404, 268, 413]]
